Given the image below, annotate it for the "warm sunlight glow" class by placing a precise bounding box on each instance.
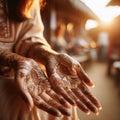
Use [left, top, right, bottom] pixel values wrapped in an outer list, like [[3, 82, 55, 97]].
[[85, 20, 98, 30], [97, 6, 120, 22], [81, 0, 120, 23], [90, 42, 97, 48], [67, 23, 74, 32]]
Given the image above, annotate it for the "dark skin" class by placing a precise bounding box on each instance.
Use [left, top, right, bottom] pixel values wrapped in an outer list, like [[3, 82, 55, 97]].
[[46, 53, 101, 114], [27, 44, 102, 115], [0, 45, 102, 117], [0, 49, 70, 116]]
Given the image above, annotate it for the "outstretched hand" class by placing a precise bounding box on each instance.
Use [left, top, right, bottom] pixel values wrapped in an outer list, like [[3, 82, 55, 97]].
[[15, 58, 70, 116], [46, 53, 102, 115]]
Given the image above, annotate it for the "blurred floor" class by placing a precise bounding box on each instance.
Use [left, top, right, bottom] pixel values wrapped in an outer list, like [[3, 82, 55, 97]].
[[77, 61, 120, 120]]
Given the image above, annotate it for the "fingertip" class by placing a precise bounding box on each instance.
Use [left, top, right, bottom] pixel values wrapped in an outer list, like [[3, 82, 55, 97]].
[[95, 111, 99, 116], [82, 77, 94, 87], [96, 102, 102, 110], [87, 81, 95, 87], [24, 91, 34, 110], [91, 84, 95, 88], [98, 106, 102, 110], [86, 111, 90, 115], [83, 82, 94, 88]]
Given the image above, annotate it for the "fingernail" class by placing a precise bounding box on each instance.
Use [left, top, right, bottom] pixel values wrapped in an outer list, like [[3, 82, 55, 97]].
[[95, 112, 99, 116], [91, 84, 95, 88], [99, 106, 102, 110], [86, 111, 90, 115]]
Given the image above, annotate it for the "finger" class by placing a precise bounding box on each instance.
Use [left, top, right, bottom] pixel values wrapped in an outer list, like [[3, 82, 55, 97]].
[[54, 86, 75, 105], [32, 94, 61, 117], [40, 92, 71, 116], [79, 83, 102, 110], [32, 107, 40, 120], [50, 74, 75, 105], [66, 89, 90, 114], [46, 90, 70, 108], [72, 88, 99, 115], [76, 65, 94, 87], [15, 72, 33, 110]]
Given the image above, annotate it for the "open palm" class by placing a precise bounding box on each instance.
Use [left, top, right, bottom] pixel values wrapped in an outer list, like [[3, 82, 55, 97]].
[[46, 53, 102, 115], [15, 58, 70, 116]]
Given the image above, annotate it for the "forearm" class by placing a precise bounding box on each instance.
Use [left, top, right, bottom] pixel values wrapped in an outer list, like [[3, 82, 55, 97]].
[[0, 48, 25, 69]]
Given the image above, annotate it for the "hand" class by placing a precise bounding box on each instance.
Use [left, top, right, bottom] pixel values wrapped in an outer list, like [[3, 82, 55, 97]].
[[15, 58, 71, 116], [46, 53, 102, 115]]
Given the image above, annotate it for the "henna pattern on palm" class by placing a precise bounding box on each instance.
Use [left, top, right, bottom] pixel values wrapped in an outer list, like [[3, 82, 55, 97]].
[[16, 59, 71, 116], [47, 53, 102, 115], [0, 49, 70, 116]]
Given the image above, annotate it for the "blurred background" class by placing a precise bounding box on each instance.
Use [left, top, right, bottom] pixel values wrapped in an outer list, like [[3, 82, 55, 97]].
[[41, 0, 120, 120]]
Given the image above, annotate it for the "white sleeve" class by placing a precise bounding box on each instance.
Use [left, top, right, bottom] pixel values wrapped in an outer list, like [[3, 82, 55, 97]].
[[14, 0, 50, 56]]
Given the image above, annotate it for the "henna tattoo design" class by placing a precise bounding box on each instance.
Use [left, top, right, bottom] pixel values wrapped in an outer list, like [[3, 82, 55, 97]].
[[0, 49, 71, 116], [46, 53, 102, 115]]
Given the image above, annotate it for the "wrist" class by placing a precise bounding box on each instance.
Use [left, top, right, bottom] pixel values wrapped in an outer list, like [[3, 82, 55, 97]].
[[0, 50, 18, 68], [28, 44, 59, 65], [0, 49, 26, 69]]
